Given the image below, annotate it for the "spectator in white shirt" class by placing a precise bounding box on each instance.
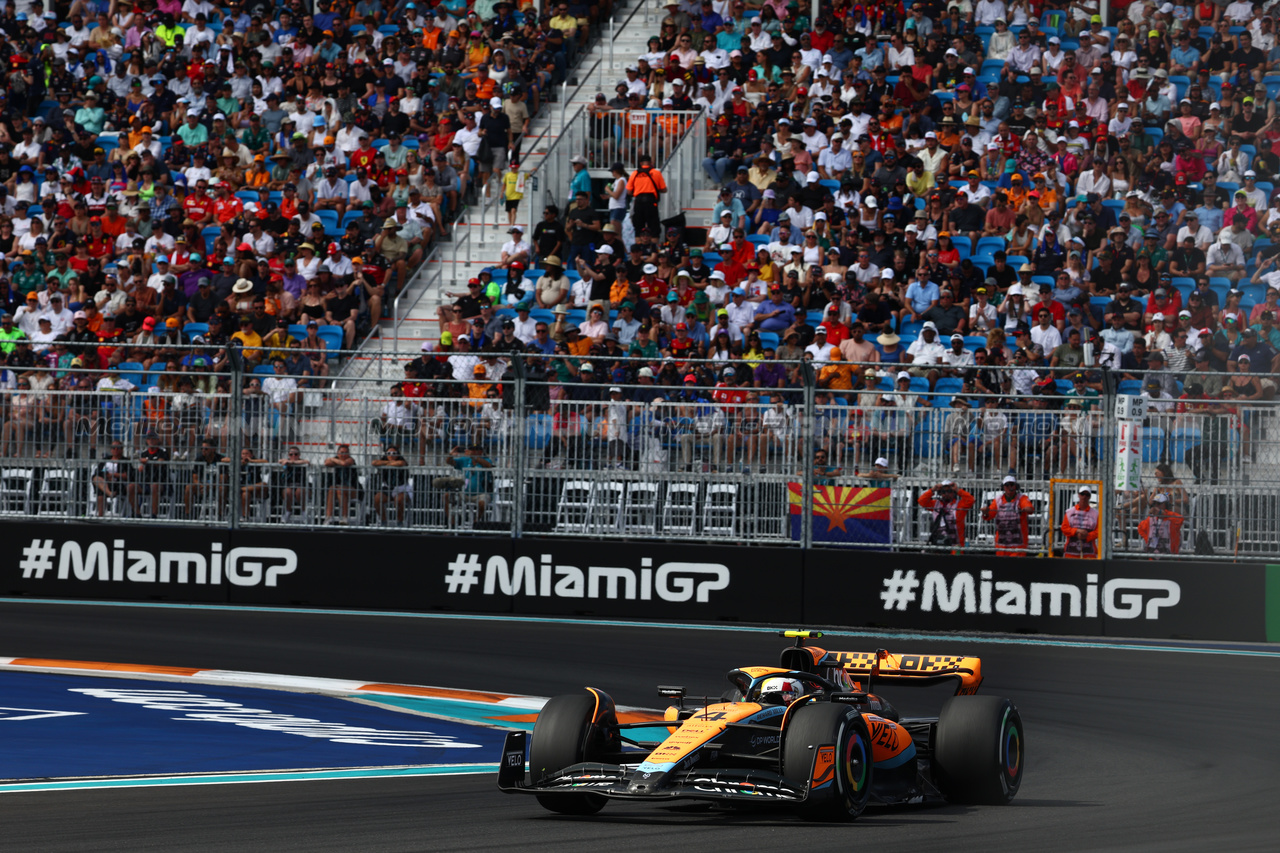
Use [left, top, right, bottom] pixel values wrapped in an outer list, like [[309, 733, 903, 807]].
[[975, 0, 1008, 26], [805, 326, 835, 362]]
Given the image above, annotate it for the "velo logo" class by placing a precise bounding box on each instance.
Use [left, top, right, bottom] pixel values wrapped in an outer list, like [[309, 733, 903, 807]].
[[444, 553, 730, 603], [19, 538, 296, 587]]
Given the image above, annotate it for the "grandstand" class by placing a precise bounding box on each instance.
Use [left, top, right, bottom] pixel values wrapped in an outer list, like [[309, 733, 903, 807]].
[[2, 1, 1280, 560]]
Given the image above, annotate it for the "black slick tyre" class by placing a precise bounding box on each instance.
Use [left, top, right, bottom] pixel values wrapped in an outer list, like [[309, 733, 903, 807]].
[[781, 702, 873, 821], [933, 695, 1024, 805], [528, 692, 607, 815]]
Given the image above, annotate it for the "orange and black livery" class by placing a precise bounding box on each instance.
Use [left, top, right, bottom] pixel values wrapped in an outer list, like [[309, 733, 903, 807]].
[[498, 630, 1023, 820]]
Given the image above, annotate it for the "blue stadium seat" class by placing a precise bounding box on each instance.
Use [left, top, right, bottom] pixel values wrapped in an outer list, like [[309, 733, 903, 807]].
[[976, 236, 1006, 256], [315, 209, 340, 236], [1142, 428, 1166, 463], [1117, 379, 1143, 396], [934, 377, 964, 394], [315, 325, 344, 354], [116, 362, 147, 389]]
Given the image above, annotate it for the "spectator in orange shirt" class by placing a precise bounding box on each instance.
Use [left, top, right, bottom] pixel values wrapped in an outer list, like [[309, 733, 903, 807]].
[[473, 65, 497, 100], [99, 202, 128, 239], [213, 184, 244, 224]]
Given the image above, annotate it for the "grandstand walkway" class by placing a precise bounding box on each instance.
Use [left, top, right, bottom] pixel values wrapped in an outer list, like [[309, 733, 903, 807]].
[[345, 0, 669, 368]]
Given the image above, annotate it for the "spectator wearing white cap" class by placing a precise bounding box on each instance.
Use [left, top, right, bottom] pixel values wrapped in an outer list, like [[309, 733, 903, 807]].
[[905, 325, 947, 391], [1207, 231, 1246, 280], [1042, 36, 1067, 74], [1241, 170, 1267, 212], [805, 325, 835, 363], [623, 65, 648, 98]]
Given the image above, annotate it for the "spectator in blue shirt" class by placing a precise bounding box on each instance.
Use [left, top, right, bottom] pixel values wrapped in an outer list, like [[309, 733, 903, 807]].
[[700, 0, 723, 31], [1195, 197, 1224, 234], [713, 188, 747, 230], [906, 272, 940, 320], [855, 41, 884, 71], [755, 285, 797, 332], [716, 19, 741, 51], [1170, 31, 1202, 75]]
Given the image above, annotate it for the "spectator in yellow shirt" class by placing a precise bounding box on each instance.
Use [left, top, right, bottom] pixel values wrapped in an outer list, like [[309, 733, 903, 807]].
[[503, 161, 524, 227], [231, 316, 264, 365], [905, 161, 936, 197], [549, 4, 579, 40]]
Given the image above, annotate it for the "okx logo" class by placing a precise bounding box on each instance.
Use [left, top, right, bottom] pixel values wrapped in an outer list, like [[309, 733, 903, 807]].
[[444, 553, 730, 603], [19, 538, 296, 587], [880, 569, 1180, 620]]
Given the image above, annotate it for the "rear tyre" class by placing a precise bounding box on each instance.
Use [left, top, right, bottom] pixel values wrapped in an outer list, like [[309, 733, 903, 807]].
[[529, 692, 608, 815], [933, 695, 1024, 805], [781, 702, 873, 821]]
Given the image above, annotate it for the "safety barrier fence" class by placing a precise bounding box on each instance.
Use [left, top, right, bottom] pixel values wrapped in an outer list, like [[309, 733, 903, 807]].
[[0, 352, 1275, 561]]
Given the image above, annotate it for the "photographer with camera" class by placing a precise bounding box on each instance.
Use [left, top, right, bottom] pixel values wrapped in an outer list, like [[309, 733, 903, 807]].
[[917, 478, 976, 550]]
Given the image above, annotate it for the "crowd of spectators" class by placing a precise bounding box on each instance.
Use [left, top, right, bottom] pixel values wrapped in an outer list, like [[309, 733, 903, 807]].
[[3, 0, 1280, 536], [411, 0, 1280, 479], [0, 0, 617, 467]]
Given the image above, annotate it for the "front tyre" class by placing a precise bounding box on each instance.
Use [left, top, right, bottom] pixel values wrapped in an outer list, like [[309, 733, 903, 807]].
[[933, 695, 1024, 805], [781, 702, 873, 821], [528, 692, 609, 815]]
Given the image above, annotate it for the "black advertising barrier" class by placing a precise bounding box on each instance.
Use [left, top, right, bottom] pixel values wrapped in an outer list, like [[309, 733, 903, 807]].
[[803, 551, 1266, 643], [4, 521, 230, 604], [0, 522, 1267, 642], [229, 530, 803, 621], [492, 538, 803, 621], [1, 522, 801, 623], [805, 552, 1105, 637], [223, 526, 515, 613], [1099, 558, 1265, 642]]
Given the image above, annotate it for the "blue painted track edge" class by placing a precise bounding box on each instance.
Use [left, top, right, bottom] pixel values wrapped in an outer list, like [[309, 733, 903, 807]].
[[0, 764, 500, 794]]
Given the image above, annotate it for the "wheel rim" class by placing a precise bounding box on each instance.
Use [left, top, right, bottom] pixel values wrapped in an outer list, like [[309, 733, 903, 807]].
[[1000, 708, 1022, 794], [840, 720, 870, 806]]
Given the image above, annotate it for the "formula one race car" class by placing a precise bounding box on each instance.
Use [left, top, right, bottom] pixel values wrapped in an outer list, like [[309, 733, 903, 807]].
[[497, 631, 1022, 820]]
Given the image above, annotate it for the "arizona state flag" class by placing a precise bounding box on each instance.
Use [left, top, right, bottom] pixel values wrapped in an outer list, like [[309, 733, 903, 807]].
[[788, 484, 892, 546]]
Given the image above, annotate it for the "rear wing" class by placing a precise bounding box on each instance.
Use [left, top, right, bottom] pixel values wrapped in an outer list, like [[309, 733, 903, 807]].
[[777, 632, 982, 695], [820, 650, 983, 696]]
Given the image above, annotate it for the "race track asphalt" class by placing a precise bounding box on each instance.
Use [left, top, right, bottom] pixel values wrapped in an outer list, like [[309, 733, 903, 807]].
[[1, 601, 1279, 852]]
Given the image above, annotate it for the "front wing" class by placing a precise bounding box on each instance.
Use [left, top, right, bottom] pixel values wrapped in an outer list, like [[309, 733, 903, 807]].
[[497, 731, 819, 805]]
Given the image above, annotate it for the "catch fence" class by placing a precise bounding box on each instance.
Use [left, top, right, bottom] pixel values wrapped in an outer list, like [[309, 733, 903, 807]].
[[0, 355, 1274, 560]]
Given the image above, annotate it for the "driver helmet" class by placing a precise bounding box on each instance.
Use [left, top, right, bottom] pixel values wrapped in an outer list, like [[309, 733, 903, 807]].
[[759, 676, 804, 706]]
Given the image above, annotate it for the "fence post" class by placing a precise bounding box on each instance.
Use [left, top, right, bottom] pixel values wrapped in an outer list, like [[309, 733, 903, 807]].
[[1102, 400, 1121, 561], [511, 355, 527, 539], [801, 361, 816, 550], [228, 344, 244, 531]]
